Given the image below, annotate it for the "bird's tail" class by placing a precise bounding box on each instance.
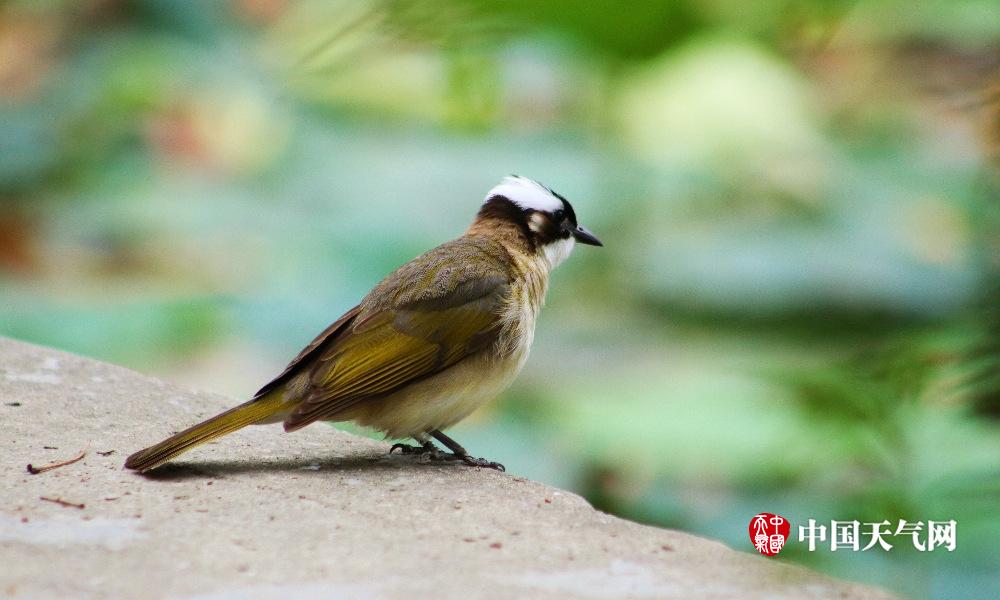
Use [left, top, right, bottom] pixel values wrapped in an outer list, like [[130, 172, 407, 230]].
[[124, 393, 287, 473]]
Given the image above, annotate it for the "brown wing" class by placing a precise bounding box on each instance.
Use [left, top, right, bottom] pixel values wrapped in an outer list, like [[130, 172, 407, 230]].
[[283, 274, 508, 432], [251, 305, 362, 400]]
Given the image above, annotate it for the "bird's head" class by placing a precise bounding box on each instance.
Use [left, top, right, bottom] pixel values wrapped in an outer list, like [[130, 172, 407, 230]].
[[474, 175, 602, 269]]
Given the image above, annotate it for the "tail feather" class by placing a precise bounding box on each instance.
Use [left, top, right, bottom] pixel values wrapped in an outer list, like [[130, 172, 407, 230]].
[[125, 394, 286, 472]]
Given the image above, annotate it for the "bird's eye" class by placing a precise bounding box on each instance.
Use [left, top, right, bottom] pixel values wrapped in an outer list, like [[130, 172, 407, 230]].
[[553, 209, 565, 221]]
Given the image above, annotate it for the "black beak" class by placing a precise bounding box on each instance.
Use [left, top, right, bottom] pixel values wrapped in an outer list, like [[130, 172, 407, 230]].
[[572, 225, 603, 247]]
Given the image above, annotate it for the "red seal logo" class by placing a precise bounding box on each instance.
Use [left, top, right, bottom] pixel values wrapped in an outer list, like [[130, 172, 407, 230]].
[[749, 513, 790, 556]]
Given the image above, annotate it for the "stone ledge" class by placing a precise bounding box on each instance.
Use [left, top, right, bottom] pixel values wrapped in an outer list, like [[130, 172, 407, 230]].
[[0, 337, 895, 599]]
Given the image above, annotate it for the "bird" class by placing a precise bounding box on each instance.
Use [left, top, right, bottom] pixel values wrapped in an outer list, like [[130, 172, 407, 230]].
[[125, 175, 602, 473]]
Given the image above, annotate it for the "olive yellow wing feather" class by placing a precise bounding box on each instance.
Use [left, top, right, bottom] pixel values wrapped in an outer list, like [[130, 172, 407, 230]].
[[283, 274, 509, 431]]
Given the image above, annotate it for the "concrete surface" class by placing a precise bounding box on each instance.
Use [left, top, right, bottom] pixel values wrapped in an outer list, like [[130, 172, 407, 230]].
[[0, 337, 896, 599]]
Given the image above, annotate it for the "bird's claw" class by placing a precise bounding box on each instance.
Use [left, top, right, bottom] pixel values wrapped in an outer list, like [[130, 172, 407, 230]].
[[389, 442, 504, 471], [390, 442, 447, 462], [461, 456, 505, 472]]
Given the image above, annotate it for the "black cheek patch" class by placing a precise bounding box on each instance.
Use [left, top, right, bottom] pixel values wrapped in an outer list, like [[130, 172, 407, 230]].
[[536, 216, 569, 246]]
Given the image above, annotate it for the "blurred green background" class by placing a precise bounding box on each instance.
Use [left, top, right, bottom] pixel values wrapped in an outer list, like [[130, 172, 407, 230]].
[[1, 1, 998, 598]]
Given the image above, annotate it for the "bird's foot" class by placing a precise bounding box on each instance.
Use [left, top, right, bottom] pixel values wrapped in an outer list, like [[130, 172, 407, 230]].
[[428, 430, 506, 472], [458, 455, 505, 472], [389, 441, 454, 463], [389, 442, 430, 456], [388, 440, 503, 471]]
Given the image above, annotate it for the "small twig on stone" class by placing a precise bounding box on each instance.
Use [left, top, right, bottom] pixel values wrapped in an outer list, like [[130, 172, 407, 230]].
[[27, 444, 89, 474], [97, 450, 115, 456], [39, 496, 86, 509]]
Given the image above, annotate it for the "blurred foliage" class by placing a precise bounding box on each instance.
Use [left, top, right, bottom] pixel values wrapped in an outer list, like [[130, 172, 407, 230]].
[[1, 1, 998, 598]]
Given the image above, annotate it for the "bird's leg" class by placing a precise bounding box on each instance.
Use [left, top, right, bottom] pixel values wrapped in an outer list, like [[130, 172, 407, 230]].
[[430, 430, 505, 472]]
